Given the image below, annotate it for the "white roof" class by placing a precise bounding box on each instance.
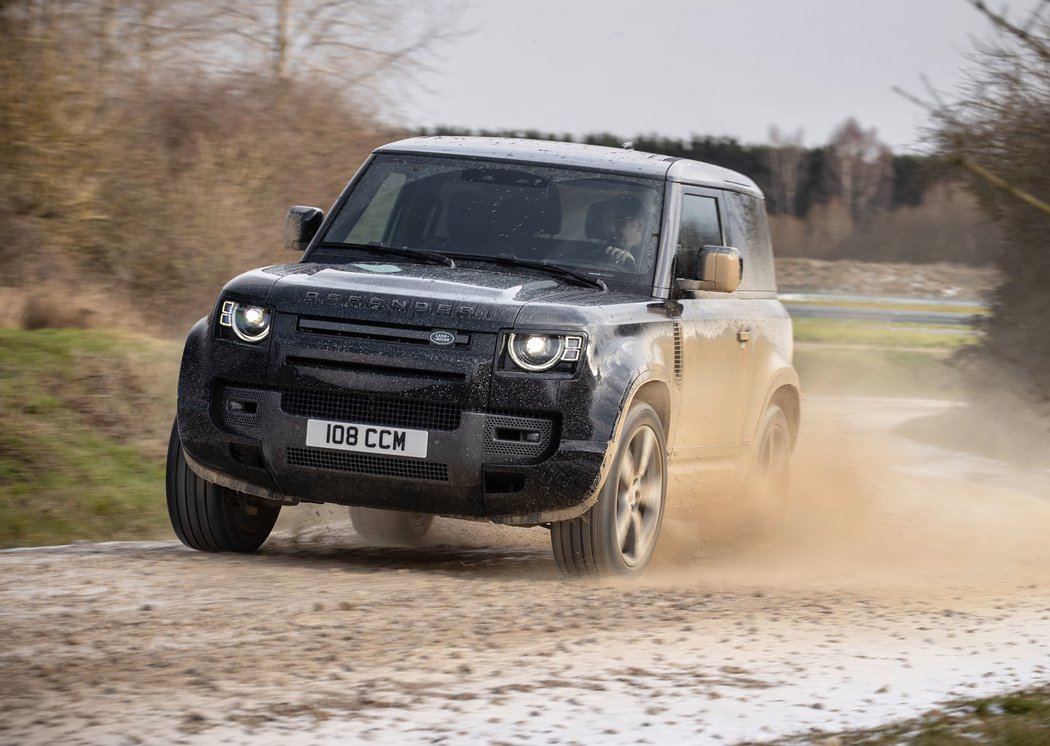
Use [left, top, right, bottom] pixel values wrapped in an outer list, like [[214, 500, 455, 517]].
[[375, 137, 763, 198]]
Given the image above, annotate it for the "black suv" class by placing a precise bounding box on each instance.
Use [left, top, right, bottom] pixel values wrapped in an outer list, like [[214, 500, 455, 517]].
[[167, 137, 800, 576]]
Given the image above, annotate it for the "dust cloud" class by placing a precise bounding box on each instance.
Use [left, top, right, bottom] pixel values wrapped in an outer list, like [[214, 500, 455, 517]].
[[649, 395, 1050, 603], [271, 394, 1050, 603]]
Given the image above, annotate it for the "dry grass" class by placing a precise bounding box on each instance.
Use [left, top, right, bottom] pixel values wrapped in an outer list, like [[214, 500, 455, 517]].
[[0, 285, 139, 330]]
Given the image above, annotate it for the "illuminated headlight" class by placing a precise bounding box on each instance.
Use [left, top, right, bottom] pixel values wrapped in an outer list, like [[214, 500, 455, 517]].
[[506, 333, 584, 372], [219, 301, 272, 343]]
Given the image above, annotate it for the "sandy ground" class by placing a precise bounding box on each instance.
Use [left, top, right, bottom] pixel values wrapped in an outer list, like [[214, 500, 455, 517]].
[[2, 396, 1049, 745]]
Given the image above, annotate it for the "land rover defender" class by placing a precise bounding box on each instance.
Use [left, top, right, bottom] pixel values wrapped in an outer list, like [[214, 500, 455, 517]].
[[167, 136, 800, 576]]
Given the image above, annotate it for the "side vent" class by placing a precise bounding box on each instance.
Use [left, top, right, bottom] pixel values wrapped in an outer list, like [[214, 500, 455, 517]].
[[672, 321, 683, 382]]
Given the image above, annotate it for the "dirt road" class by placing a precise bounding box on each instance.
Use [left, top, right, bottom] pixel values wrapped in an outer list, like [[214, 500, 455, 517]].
[[2, 397, 1049, 745]]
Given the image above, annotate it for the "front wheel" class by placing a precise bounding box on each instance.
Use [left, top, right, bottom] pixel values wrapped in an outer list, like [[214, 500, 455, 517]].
[[551, 403, 667, 577], [166, 420, 281, 552], [349, 507, 433, 547]]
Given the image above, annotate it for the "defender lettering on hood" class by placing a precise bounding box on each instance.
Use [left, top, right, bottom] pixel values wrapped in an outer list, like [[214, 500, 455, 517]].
[[302, 291, 477, 318]]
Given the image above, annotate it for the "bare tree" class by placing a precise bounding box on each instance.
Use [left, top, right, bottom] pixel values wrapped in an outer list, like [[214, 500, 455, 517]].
[[822, 118, 894, 224], [208, 0, 462, 94], [907, 0, 1050, 400], [2, 0, 460, 96], [0, 0, 456, 301], [764, 126, 807, 216]]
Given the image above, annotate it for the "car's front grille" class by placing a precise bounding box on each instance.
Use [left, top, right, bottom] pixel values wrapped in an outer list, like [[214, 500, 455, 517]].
[[281, 389, 461, 431], [286, 447, 449, 482], [286, 355, 466, 383], [297, 316, 470, 347]]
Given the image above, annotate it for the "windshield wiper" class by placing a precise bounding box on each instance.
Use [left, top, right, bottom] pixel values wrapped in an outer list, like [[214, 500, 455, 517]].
[[454, 254, 607, 291], [318, 241, 455, 268]]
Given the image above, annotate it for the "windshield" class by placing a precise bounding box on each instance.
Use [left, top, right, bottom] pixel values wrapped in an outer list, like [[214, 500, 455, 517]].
[[320, 154, 664, 286]]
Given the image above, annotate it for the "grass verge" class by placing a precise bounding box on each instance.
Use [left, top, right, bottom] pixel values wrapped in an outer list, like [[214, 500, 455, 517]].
[[793, 344, 965, 399], [783, 299, 988, 316], [792, 318, 979, 349], [0, 329, 181, 547], [769, 685, 1050, 745]]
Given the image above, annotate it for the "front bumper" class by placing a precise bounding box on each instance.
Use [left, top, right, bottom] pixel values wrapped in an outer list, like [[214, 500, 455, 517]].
[[184, 423, 608, 524], [176, 315, 612, 524]]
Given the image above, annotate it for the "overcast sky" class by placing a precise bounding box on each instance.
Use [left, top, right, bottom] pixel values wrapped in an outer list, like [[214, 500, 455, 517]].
[[409, 0, 1039, 152]]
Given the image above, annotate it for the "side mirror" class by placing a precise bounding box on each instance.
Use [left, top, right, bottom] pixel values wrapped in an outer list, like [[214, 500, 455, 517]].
[[675, 246, 743, 294], [284, 206, 324, 252]]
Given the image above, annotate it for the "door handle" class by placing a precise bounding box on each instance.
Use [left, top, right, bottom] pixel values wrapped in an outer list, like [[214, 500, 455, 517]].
[[737, 329, 752, 343]]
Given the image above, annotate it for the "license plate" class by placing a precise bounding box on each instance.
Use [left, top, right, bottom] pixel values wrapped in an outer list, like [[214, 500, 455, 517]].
[[305, 419, 428, 459]]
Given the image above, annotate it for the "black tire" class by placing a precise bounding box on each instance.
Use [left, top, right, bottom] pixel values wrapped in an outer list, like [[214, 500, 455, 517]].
[[349, 507, 434, 547], [748, 402, 793, 512], [551, 403, 667, 577], [165, 419, 280, 552]]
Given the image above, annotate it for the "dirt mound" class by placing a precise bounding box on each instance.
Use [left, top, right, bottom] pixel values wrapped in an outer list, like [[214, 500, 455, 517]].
[[777, 258, 997, 299]]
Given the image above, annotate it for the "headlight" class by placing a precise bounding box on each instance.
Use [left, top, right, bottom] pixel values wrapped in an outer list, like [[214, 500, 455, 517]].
[[219, 301, 272, 343], [506, 333, 584, 372]]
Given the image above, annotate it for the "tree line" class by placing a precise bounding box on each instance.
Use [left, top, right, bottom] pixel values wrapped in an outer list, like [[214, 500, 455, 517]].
[[425, 121, 935, 217], [421, 121, 999, 266]]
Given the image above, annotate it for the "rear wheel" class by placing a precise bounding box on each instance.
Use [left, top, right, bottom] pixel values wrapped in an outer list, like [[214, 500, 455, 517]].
[[349, 507, 433, 547], [551, 403, 666, 577], [166, 420, 280, 552], [748, 402, 793, 512]]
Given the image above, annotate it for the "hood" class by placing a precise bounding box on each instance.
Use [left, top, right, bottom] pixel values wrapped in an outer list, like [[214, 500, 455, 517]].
[[258, 261, 605, 332]]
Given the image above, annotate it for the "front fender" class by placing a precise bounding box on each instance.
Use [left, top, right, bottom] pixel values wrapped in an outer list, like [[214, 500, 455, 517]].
[[559, 318, 677, 442]]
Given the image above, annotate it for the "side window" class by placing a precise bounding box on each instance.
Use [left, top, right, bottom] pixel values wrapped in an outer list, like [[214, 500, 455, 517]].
[[675, 194, 722, 279]]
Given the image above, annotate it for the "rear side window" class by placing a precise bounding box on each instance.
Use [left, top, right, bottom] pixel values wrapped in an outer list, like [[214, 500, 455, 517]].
[[722, 190, 776, 292]]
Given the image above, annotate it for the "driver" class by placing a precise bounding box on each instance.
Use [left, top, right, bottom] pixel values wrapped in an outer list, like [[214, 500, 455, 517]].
[[603, 198, 646, 267]]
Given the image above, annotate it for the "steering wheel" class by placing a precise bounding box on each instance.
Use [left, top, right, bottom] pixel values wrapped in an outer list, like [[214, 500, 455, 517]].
[[603, 245, 638, 271]]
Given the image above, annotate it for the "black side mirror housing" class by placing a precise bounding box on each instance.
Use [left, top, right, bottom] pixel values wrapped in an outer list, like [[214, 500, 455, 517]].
[[284, 206, 324, 252], [674, 245, 743, 294]]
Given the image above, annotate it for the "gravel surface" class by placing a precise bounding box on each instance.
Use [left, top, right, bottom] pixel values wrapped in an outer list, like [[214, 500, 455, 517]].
[[1, 396, 1048, 745]]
